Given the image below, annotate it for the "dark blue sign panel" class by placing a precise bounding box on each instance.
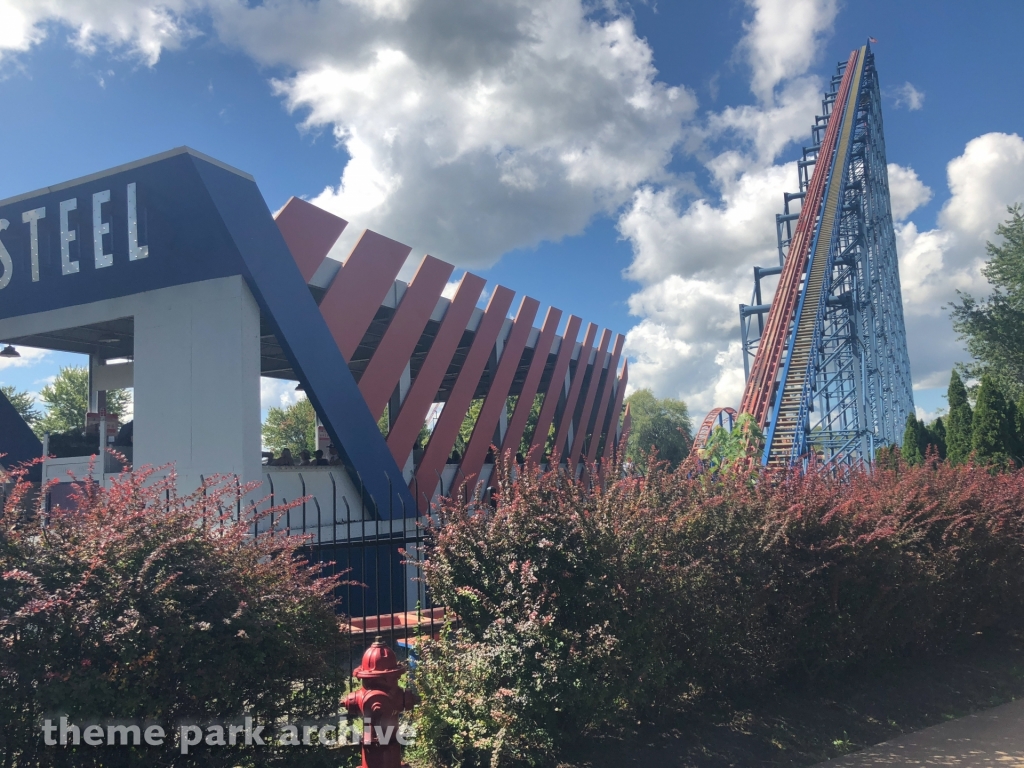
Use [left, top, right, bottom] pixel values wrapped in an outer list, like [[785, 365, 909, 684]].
[[0, 148, 413, 518], [0, 150, 240, 319]]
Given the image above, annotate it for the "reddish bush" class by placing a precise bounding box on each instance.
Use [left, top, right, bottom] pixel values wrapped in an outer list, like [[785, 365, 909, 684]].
[[0, 460, 348, 768], [413, 452, 1024, 767]]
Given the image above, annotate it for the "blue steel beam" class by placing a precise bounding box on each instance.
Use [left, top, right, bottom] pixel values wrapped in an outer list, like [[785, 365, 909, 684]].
[[734, 42, 914, 467]]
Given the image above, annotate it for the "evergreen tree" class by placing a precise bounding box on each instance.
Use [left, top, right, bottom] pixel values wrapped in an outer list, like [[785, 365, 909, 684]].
[[971, 374, 1012, 464], [1006, 398, 1023, 463], [1016, 395, 1024, 462], [902, 413, 923, 465], [928, 417, 947, 460], [946, 370, 974, 464]]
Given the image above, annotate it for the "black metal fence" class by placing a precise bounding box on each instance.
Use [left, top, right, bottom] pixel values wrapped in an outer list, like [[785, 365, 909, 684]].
[[261, 468, 452, 672]]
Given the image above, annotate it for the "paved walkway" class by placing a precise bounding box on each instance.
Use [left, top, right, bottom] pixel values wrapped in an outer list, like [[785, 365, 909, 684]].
[[816, 697, 1024, 766]]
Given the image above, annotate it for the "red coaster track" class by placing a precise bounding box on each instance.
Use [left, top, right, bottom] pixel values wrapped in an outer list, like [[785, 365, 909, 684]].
[[738, 48, 861, 427]]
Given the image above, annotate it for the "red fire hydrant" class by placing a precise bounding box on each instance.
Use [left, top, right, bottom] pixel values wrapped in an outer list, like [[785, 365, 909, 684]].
[[343, 636, 419, 768]]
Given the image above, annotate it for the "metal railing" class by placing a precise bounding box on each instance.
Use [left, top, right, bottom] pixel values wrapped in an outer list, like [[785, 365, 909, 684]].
[[262, 467, 449, 671]]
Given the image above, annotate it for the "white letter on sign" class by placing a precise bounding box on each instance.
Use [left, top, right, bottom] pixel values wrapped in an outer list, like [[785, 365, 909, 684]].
[[21, 207, 45, 282], [128, 183, 148, 261], [0, 219, 12, 290], [93, 190, 112, 269], [59, 198, 79, 275]]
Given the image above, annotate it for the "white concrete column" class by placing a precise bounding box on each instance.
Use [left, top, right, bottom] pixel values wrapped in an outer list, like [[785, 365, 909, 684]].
[[133, 276, 261, 493]]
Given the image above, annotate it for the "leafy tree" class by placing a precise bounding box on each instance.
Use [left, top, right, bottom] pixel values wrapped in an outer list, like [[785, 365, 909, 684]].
[[262, 396, 316, 456], [531, 396, 556, 459], [36, 366, 131, 436], [972, 374, 1013, 464], [951, 204, 1024, 400], [452, 399, 484, 456], [624, 389, 692, 471], [0, 385, 40, 428], [902, 413, 924, 465], [700, 412, 765, 470], [509, 393, 553, 458], [377, 402, 431, 445], [946, 370, 974, 464]]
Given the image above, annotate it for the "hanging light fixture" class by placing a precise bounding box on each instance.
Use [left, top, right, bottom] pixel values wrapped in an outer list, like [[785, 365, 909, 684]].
[[0, 345, 20, 358]]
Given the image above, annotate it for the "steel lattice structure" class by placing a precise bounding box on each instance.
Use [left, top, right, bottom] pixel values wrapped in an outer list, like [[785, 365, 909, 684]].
[[730, 43, 913, 468]]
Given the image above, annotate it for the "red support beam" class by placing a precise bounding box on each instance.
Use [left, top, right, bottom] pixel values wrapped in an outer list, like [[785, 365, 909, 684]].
[[501, 305, 562, 457], [566, 328, 611, 474], [386, 272, 486, 468], [602, 359, 628, 464], [273, 197, 347, 284], [552, 322, 598, 465], [460, 295, 540, 491], [319, 230, 412, 360], [585, 333, 624, 465], [358, 255, 454, 419], [527, 315, 582, 465], [414, 285, 516, 512]]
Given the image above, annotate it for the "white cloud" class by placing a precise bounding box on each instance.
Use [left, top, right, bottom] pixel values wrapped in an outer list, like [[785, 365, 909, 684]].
[[893, 132, 1024, 389], [887, 163, 932, 222], [891, 81, 925, 111], [617, 0, 840, 414], [915, 404, 944, 423], [1, 0, 697, 268], [617, 163, 792, 413], [624, 277, 749, 411], [0, 1, 42, 56], [440, 279, 461, 300], [620, 130, 1024, 415], [0, 0, 199, 66], [939, 132, 1024, 242], [738, 0, 839, 102], [6, 0, 1017, 429], [709, 76, 825, 164], [621, 162, 795, 286], [220, 0, 698, 267], [0, 345, 49, 371], [260, 377, 304, 412]]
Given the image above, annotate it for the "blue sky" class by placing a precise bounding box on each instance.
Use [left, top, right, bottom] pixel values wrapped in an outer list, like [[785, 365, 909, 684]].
[[1, 0, 1023, 423]]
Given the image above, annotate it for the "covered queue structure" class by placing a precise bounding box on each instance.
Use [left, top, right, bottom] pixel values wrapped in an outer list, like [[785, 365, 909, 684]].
[[0, 147, 629, 635]]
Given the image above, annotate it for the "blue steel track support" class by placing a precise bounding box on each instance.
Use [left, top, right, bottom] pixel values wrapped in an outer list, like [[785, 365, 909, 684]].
[[739, 44, 913, 467]]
